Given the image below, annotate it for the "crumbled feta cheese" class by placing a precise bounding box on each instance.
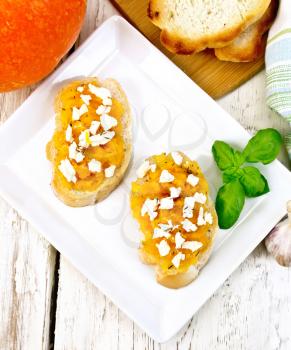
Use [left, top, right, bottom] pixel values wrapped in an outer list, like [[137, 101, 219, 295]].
[[187, 174, 199, 187], [150, 164, 156, 172], [193, 192, 207, 204], [182, 241, 203, 252], [182, 219, 197, 232], [156, 240, 170, 257], [77, 86, 84, 93], [158, 220, 179, 232], [58, 159, 77, 183], [80, 94, 92, 106], [183, 196, 195, 218], [159, 197, 174, 210], [72, 104, 88, 121], [153, 228, 171, 239], [105, 165, 116, 178], [137, 160, 151, 178], [172, 252, 185, 268], [170, 187, 181, 198], [205, 212, 213, 224], [89, 121, 100, 135], [65, 125, 73, 143], [69, 142, 84, 163], [90, 131, 115, 146], [79, 129, 91, 148], [141, 198, 159, 221], [96, 104, 111, 115], [103, 97, 112, 106], [88, 159, 102, 173], [175, 232, 185, 249], [88, 84, 111, 100], [159, 170, 175, 183], [197, 207, 206, 226], [100, 114, 118, 131], [171, 152, 183, 166]]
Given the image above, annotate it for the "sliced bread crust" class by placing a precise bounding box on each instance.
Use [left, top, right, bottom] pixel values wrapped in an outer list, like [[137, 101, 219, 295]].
[[214, 0, 278, 62], [47, 78, 132, 207], [148, 0, 271, 54]]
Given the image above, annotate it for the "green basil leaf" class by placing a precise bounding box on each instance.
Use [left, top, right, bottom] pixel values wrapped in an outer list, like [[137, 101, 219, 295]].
[[212, 141, 245, 171], [222, 167, 244, 183], [215, 179, 245, 229], [242, 128, 283, 165], [239, 166, 270, 197]]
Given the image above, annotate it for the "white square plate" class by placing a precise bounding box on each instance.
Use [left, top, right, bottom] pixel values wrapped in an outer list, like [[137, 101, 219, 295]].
[[0, 16, 290, 342]]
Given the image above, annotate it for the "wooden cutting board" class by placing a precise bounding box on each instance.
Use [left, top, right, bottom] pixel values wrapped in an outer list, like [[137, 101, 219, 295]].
[[110, 0, 265, 99]]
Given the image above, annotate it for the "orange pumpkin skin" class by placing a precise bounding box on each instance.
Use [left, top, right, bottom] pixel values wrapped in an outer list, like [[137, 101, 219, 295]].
[[0, 0, 86, 92]]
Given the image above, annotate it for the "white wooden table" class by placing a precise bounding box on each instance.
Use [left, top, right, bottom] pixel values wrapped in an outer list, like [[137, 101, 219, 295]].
[[0, 1, 290, 349]]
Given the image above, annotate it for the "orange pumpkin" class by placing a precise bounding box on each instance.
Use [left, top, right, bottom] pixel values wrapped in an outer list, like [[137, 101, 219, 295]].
[[0, 0, 86, 92]]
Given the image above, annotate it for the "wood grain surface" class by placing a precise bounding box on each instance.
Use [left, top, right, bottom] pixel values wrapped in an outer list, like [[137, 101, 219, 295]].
[[0, 1, 290, 349], [110, 0, 266, 99]]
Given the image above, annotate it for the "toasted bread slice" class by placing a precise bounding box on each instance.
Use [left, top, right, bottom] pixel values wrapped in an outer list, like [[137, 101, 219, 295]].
[[215, 0, 278, 62], [148, 0, 271, 54], [130, 152, 218, 289], [47, 78, 132, 207]]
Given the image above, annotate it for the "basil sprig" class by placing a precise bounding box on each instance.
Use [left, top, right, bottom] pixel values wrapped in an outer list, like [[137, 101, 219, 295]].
[[212, 128, 283, 229]]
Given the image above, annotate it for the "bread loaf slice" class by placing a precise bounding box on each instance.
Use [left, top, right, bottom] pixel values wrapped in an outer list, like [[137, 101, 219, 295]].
[[214, 0, 278, 62], [148, 0, 271, 54]]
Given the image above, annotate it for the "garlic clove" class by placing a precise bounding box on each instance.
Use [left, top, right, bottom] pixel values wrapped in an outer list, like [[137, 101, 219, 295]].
[[265, 201, 291, 267]]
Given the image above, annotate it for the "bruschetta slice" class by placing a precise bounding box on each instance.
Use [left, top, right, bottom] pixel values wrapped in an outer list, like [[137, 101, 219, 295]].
[[47, 78, 132, 207], [130, 152, 218, 288]]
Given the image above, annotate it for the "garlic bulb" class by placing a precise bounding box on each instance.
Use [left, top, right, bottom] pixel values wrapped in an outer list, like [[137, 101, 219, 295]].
[[265, 201, 291, 267]]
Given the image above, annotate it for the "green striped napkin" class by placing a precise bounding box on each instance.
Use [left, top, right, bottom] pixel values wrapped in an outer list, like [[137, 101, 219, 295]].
[[266, 0, 291, 160]]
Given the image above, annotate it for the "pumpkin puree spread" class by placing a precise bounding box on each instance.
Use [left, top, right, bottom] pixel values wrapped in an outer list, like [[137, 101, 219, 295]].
[[47, 81, 125, 192], [130, 152, 217, 274]]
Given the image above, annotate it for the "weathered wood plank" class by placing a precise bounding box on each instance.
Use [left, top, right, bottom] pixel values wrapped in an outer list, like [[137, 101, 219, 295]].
[[0, 89, 57, 350]]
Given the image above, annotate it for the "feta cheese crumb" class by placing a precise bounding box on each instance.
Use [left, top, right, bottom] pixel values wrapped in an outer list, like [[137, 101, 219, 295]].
[[175, 232, 185, 249], [89, 121, 100, 135], [156, 240, 170, 257], [137, 160, 150, 178], [65, 125, 73, 143], [80, 94, 92, 106], [205, 212, 213, 224], [182, 219, 197, 232], [158, 220, 179, 232], [186, 174, 199, 187], [141, 198, 159, 221], [171, 152, 183, 165], [183, 196, 195, 218], [150, 164, 156, 172], [96, 104, 111, 115], [90, 131, 115, 146], [79, 129, 91, 148], [193, 192, 207, 204], [197, 207, 206, 226], [105, 165, 116, 178], [170, 187, 181, 199], [58, 159, 77, 183], [103, 97, 112, 106], [77, 86, 84, 93], [182, 241, 203, 252], [100, 114, 118, 131], [69, 142, 84, 163], [88, 159, 102, 173], [159, 197, 174, 210], [172, 252, 185, 268], [88, 84, 111, 101], [159, 170, 175, 183], [72, 104, 88, 121], [153, 228, 171, 239]]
